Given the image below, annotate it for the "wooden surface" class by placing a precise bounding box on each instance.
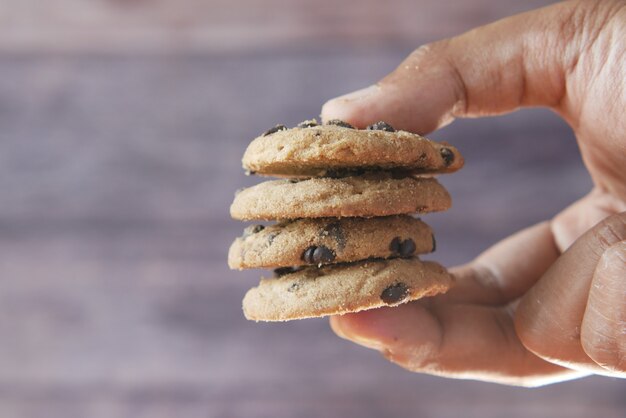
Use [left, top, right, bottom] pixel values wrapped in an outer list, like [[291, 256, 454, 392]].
[[1, 0, 555, 53], [0, 1, 624, 417]]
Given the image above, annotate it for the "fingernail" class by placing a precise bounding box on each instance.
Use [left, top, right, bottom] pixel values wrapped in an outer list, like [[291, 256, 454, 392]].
[[598, 241, 626, 282], [329, 312, 388, 350], [321, 85, 381, 123], [333, 84, 381, 104]]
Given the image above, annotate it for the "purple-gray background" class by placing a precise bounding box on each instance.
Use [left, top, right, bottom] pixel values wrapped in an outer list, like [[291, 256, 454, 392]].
[[0, 1, 623, 417]]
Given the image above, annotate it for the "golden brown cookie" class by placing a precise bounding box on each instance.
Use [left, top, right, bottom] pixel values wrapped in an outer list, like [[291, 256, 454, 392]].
[[243, 121, 464, 177], [228, 216, 435, 270], [242, 257, 453, 321], [229, 173, 451, 220]]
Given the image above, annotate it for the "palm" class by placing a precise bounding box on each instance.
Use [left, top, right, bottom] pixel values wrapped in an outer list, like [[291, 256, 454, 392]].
[[552, 11, 626, 250]]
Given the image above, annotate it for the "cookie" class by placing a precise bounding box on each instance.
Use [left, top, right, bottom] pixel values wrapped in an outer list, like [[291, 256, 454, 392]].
[[230, 173, 451, 220], [242, 258, 453, 321], [228, 215, 435, 270], [243, 121, 464, 177]]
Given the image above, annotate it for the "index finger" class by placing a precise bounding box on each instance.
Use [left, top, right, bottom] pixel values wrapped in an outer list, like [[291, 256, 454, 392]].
[[321, 0, 589, 133]]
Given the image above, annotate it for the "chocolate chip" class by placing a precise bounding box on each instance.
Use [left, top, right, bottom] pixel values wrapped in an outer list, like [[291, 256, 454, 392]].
[[391, 237, 416, 257], [274, 266, 300, 277], [302, 245, 335, 264], [287, 281, 301, 292], [321, 222, 346, 250], [324, 167, 366, 178], [313, 245, 335, 264], [440, 147, 454, 166], [322, 169, 341, 178], [297, 119, 318, 128], [244, 170, 256, 176], [380, 283, 410, 305], [262, 124, 287, 136], [302, 246, 316, 264], [389, 237, 402, 255], [243, 224, 265, 237], [400, 238, 416, 257], [390, 169, 410, 179], [366, 121, 395, 132], [326, 119, 354, 129], [267, 231, 279, 245], [431, 235, 437, 252]]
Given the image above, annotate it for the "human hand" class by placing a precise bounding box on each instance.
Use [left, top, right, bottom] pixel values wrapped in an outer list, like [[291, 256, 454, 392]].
[[322, 0, 626, 386]]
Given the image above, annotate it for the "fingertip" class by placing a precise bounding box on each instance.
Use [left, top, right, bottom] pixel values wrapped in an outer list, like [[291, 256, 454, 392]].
[[320, 85, 380, 127], [321, 75, 454, 134], [330, 305, 420, 350], [328, 314, 349, 340], [329, 310, 385, 350]]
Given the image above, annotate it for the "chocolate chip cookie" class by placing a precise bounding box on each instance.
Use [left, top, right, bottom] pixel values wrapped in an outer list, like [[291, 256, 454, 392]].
[[230, 119, 464, 322], [228, 215, 435, 270], [230, 173, 451, 220], [242, 258, 453, 321], [243, 121, 464, 177]]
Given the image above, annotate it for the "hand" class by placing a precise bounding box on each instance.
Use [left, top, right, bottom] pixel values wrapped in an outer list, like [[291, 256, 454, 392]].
[[322, 0, 626, 386]]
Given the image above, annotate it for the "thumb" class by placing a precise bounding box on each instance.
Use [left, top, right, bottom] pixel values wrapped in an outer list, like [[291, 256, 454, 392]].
[[515, 211, 626, 376], [581, 241, 626, 373], [321, 0, 590, 133]]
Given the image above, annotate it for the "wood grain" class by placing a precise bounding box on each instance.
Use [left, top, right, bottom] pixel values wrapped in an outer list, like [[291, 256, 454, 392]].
[[0, 0, 558, 53], [0, 1, 624, 417]]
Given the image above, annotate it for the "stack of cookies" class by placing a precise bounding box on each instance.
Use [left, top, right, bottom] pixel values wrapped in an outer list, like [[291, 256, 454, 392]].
[[229, 119, 463, 321]]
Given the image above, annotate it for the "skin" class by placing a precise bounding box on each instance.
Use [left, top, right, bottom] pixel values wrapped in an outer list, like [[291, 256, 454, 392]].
[[321, 0, 626, 386]]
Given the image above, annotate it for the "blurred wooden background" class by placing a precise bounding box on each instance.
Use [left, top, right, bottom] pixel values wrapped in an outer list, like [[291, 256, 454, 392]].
[[0, 0, 566, 53], [0, 0, 624, 417]]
